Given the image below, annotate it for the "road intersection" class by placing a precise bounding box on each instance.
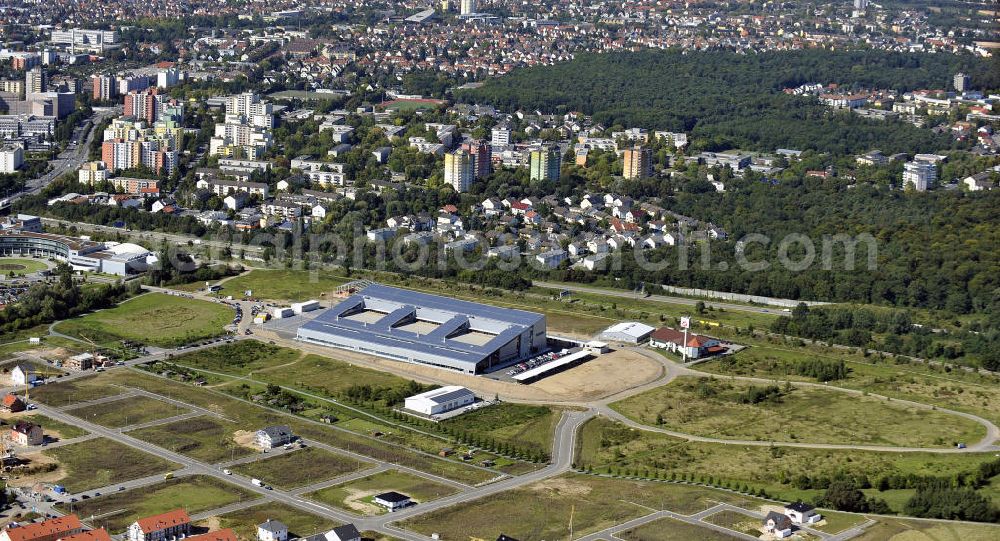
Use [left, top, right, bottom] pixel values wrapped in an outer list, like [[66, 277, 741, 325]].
[[8, 299, 997, 540]]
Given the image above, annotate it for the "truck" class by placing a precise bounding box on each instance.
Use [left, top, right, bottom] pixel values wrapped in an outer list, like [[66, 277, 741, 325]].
[[251, 478, 263, 487]]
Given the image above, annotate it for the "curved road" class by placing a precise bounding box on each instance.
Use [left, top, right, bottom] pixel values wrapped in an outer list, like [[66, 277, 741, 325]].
[[592, 347, 1000, 454]]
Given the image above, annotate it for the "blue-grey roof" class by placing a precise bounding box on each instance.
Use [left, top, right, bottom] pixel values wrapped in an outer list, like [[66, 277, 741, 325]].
[[297, 284, 544, 368]]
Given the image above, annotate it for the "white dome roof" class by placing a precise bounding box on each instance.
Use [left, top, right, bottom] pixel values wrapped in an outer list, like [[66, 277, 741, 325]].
[[107, 242, 149, 255]]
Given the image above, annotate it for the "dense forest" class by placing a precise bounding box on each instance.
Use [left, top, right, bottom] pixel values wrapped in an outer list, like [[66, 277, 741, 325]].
[[550, 176, 1000, 322], [457, 49, 992, 154]]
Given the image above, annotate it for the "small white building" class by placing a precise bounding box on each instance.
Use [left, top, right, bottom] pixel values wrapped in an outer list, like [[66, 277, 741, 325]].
[[257, 520, 288, 541], [373, 491, 411, 511], [11, 365, 36, 386], [291, 300, 320, 314], [785, 502, 822, 524], [404, 386, 475, 416], [255, 425, 294, 449]]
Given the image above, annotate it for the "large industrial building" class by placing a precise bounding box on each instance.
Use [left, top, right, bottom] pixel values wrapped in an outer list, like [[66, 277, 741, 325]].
[[0, 216, 152, 275], [296, 284, 547, 374]]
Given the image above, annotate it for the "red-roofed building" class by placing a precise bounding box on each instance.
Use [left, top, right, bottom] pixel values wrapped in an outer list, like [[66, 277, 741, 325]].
[[1, 394, 25, 413], [126, 510, 190, 541], [0, 515, 83, 541], [649, 327, 722, 359], [58, 529, 111, 541], [183, 529, 236, 541], [10, 421, 43, 446]]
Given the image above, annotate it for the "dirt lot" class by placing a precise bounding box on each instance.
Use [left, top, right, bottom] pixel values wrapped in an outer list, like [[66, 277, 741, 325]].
[[265, 334, 663, 404], [529, 349, 663, 402], [7, 452, 64, 487], [233, 430, 260, 450]]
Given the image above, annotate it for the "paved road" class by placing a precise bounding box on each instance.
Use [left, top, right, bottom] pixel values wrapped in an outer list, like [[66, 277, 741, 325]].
[[533, 280, 789, 316], [6, 108, 119, 206], [592, 352, 1000, 454], [33, 389, 593, 541]]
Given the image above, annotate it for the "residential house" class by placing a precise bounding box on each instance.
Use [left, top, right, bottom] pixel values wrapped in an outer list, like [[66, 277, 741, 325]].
[[255, 425, 294, 449], [373, 491, 412, 511], [58, 529, 112, 541], [581, 252, 609, 271], [0, 515, 83, 541], [785, 502, 822, 525], [11, 421, 43, 445], [963, 171, 996, 191], [481, 197, 503, 216], [1, 394, 25, 413], [126, 509, 191, 541], [366, 228, 396, 242], [11, 365, 35, 386], [184, 531, 236, 541], [763, 511, 793, 538], [324, 525, 361, 541], [648, 327, 723, 359], [534, 249, 567, 269], [256, 521, 287, 541]]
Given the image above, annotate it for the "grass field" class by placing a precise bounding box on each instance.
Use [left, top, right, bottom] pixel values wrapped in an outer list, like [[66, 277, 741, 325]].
[[232, 447, 371, 489], [218, 270, 350, 303], [58, 475, 259, 532], [44, 438, 179, 492], [699, 343, 1000, 427], [401, 473, 767, 539], [54, 293, 233, 347], [3, 413, 88, 440], [441, 404, 559, 456], [128, 415, 253, 463], [74, 369, 496, 486], [199, 502, 337, 541], [167, 341, 301, 375], [379, 98, 445, 112], [619, 516, 742, 540], [0, 257, 50, 274], [307, 469, 460, 516], [67, 395, 188, 428], [24, 376, 128, 407], [850, 516, 1000, 541], [576, 417, 1000, 507], [812, 510, 870, 534], [701, 510, 762, 537], [611, 376, 985, 447], [269, 90, 347, 101], [169, 342, 410, 399]]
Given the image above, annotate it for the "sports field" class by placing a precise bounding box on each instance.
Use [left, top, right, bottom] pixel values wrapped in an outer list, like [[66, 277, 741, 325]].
[[0, 257, 49, 274], [54, 292, 233, 347]]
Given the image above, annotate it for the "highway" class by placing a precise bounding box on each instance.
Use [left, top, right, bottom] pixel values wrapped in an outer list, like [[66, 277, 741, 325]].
[[8, 107, 121, 205]]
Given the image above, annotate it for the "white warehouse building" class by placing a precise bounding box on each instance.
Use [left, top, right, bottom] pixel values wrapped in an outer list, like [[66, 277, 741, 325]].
[[599, 321, 656, 344], [404, 386, 476, 416]]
